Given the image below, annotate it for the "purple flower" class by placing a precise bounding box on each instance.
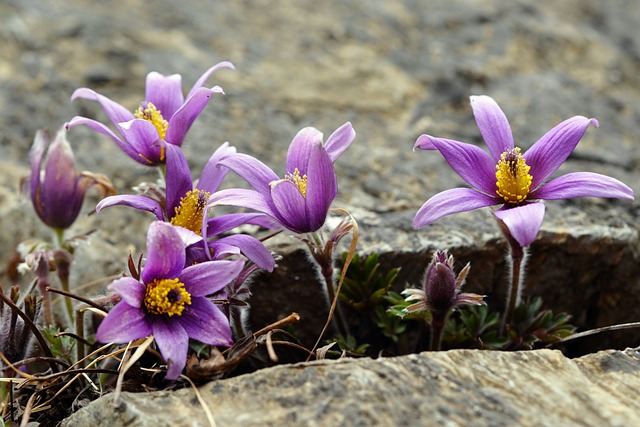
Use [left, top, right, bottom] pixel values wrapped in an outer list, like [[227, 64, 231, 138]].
[[67, 62, 234, 166], [95, 221, 244, 380], [403, 251, 484, 314], [210, 122, 356, 234], [96, 143, 275, 271], [413, 96, 634, 247], [29, 127, 114, 229]]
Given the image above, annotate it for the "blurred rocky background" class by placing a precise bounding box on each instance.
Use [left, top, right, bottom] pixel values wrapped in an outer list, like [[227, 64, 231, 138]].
[[1, 0, 639, 359]]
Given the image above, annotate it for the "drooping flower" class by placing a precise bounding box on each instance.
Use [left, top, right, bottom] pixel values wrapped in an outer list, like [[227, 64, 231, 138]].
[[28, 127, 114, 230], [209, 122, 356, 234], [95, 221, 244, 380], [96, 143, 275, 271], [413, 95, 634, 247], [67, 62, 234, 166]]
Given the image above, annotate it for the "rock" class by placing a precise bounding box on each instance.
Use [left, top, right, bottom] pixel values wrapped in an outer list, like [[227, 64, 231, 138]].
[[61, 348, 640, 427]]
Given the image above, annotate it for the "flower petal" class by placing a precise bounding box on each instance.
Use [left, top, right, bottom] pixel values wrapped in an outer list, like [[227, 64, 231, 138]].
[[141, 222, 186, 283], [66, 117, 143, 164], [530, 172, 634, 201], [323, 122, 356, 163], [118, 119, 166, 165], [145, 72, 184, 119], [206, 212, 279, 236], [270, 179, 310, 233], [96, 194, 164, 220], [196, 142, 236, 194], [218, 154, 280, 197], [470, 95, 515, 162], [179, 298, 233, 346], [413, 188, 497, 229], [95, 302, 151, 343], [208, 188, 278, 218], [108, 277, 146, 308], [214, 234, 275, 272], [425, 135, 498, 195], [285, 127, 323, 176], [494, 202, 546, 247], [152, 316, 189, 380], [181, 259, 244, 297], [187, 61, 235, 99], [524, 116, 599, 189], [165, 86, 223, 147], [304, 143, 336, 231], [70, 88, 134, 128], [164, 144, 193, 218]]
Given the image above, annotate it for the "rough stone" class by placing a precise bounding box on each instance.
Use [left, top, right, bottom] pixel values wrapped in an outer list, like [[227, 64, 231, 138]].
[[61, 348, 640, 427]]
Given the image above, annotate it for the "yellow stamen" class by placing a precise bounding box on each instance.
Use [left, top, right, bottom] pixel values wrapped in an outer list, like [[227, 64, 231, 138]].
[[134, 102, 169, 140], [495, 147, 533, 204], [144, 278, 191, 317], [285, 168, 308, 198], [170, 189, 210, 235]]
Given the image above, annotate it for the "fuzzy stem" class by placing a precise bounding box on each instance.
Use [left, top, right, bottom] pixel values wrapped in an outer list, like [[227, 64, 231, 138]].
[[502, 242, 525, 333], [429, 310, 449, 351]]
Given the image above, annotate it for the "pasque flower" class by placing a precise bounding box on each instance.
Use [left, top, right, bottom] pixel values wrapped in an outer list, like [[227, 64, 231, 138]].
[[413, 95, 634, 247], [209, 122, 356, 234], [29, 127, 114, 230], [67, 62, 234, 166], [96, 221, 244, 380], [96, 143, 275, 271]]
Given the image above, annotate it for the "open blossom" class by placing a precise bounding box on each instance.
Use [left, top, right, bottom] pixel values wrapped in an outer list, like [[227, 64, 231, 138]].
[[96, 221, 244, 380], [67, 62, 234, 166], [209, 122, 356, 234], [29, 127, 114, 229], [96, 143, 275, 271], [413, 95, 634, 247]]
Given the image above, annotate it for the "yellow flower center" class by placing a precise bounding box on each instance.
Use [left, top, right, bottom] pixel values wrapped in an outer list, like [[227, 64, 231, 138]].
[[144, 278, 191, 317], [495, 147, 533, 204], [170, 189, 211, 235], [285, 168, 308, 198], [135, 102, 169, 141]]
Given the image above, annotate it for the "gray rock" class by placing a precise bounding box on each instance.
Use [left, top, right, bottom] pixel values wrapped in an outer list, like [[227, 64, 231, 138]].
[[61, 348, 640, 427]]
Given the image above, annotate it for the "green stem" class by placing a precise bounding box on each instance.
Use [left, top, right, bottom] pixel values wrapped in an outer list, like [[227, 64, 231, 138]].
[[502, 242, 525, 334]]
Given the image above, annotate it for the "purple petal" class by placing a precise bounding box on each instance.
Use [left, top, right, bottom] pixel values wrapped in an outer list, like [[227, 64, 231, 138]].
[[304, 143, 336, 231], [323, 122, 356, 162], [218, 154, 280, 196], [187, 61, 235, 99], [172, 226, 204, 247], [494, 202, 546, 247], [29, 130, 46, 209], [118, 119, 165, 165], [196, 142, 236, 194], [419, 135, 497, 195], [165, 86, 222, 147], [70, 88, 134, 128], [214, 234, 275, 272], [285, 127, 323, 176], [207, 212, 279, 236], [95, 302, 152, 343], [179, 298, 233, 346], [145, 72, 184, 119], [413, 188, 498, 229], [142, 222, 186, 283], [66, 117, 143, 164], [523, 116, 599, 189], [151, 316, 189, 380], [181, 259, 244, 297], [470, 95, 515, 162], [96, 194, 164, 220], [208, 188, 278, 218], [108, 277, 145, 308], [530, 172, 634, 201], [270, 179, 310, 233], [164, 144, 193, 218]]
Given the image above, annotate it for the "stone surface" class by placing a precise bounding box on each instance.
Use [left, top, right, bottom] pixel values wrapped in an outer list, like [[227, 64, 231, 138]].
[[61, 348, 640, 427]]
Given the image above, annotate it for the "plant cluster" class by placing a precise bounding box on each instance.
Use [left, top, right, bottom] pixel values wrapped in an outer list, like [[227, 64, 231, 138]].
[[0, 63, 634, 425]]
